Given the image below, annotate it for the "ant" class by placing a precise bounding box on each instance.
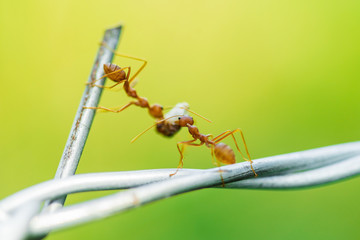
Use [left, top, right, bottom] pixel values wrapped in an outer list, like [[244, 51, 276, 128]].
[[131, 115, 258, 178], [83, 43, 164, 120]]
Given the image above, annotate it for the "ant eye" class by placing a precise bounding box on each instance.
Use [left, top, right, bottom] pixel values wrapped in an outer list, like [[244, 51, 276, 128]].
[[178, 117, 181, 120]]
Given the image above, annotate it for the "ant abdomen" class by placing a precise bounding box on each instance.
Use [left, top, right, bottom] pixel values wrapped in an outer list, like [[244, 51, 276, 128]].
[[214, 143, 236, 164], [156, 123, 181, 137], [103, 63, 126, 82]]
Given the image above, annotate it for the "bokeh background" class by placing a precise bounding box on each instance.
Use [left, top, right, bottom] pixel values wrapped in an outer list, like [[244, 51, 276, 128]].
[[1, 0, 360, 239]]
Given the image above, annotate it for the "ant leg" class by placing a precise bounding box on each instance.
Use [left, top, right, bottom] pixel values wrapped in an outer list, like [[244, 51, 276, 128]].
[[129, 77, 139, 88], [170, 140, 202, 177], [83, 101, 136, 113], [88, 67, 128, 85], [211, 131, 231, 142], [92, 82, 122, 89], [210, 147, 216, 166], [214, 129, 258, 177], [103, 78, 139, 93], [210, 146, 226, 187], [87, 67, 131, 88], [102, 64, 130, 89], [100, 42, 147, 84], [212, 130, 249, 160]]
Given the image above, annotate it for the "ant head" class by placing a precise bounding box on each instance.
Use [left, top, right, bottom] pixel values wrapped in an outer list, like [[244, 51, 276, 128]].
[[176, 116, 194, 127], [149, 104, 164, 119]]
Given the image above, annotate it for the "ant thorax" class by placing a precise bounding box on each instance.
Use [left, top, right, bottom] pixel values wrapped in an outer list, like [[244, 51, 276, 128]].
[[156, 102, 189, 137]]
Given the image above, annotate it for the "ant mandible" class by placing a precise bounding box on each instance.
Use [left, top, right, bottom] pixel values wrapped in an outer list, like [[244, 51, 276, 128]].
[[84, 43, 164, 120], [131, 115, 258, 178]]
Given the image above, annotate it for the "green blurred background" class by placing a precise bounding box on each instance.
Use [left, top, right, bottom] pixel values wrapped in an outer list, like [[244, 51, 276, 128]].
[[1, 0, 359, 239]]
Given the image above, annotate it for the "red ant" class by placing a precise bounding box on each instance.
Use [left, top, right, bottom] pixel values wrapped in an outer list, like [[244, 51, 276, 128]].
[[83, 43, 164, 120], [131, 115, 258, 178]]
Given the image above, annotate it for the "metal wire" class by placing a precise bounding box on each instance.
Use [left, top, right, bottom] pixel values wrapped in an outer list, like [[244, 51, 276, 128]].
[[1, 142, 359, 237], [43, 26, 122, 214], [0, 201, 41, 240], [26, 145, 360, 236], [1, 141, 360, 217]]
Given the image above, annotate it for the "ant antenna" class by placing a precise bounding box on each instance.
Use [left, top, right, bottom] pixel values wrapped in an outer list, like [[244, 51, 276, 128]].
[[180, 107, 212, 123], [131, 115, 184, 143]]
